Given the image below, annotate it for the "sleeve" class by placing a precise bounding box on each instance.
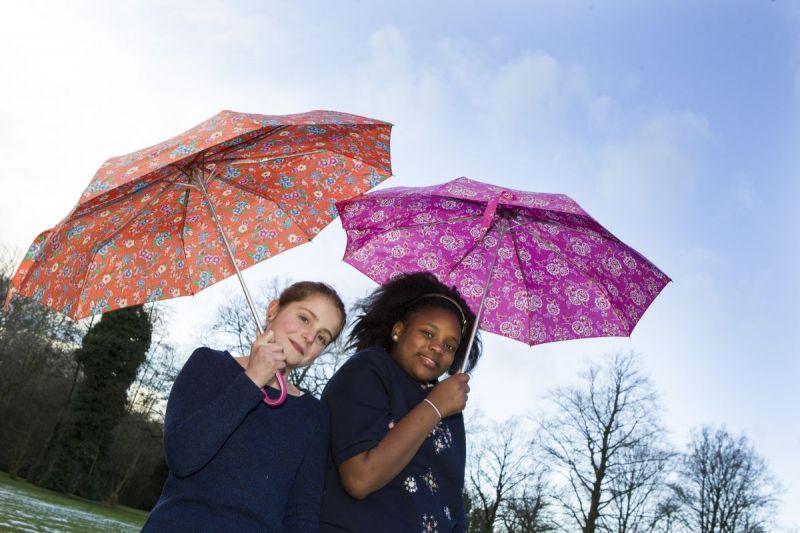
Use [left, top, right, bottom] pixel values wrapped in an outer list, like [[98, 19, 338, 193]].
[[283, 404, 330, 532], [321, 351, 394, 467], [162, 348, 265, 477]]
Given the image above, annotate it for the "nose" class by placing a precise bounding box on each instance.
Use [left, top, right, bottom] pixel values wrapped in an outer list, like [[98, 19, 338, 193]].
[[301, 328, 314, 345], [429, 338, 443, 353]]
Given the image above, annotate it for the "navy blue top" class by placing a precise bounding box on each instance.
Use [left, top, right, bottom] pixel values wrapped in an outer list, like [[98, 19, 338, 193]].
[[319, 347, 466, 532], [143, 347, 329, 532]]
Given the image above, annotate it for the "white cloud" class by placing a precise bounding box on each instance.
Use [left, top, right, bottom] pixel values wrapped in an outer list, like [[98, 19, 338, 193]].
[[482, 50, 563, 137], [595, 110, 711, 211], [349, 26, 450, 130]]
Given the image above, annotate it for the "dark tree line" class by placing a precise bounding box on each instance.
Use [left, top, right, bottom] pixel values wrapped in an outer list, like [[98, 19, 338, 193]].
[[40, 305, 152, 497], [1, 245, 178, 509]]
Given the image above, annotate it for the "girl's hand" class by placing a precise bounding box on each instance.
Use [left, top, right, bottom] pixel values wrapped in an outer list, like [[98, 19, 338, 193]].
[[245, 330, 286, 387], [426, 373, 470, 418]]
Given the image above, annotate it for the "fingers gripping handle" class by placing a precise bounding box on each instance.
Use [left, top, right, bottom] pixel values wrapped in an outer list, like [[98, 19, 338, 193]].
[[258, 330, 287, 407]]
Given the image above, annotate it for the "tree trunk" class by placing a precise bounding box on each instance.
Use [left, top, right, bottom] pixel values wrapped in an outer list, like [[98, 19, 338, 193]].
[[28, 362, 81, 484], [107, 447, 144, 505], [9, 419, 38, 478]]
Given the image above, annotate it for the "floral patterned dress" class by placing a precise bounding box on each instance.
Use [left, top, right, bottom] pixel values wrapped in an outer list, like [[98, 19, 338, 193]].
[[319, 347, 466, 532]]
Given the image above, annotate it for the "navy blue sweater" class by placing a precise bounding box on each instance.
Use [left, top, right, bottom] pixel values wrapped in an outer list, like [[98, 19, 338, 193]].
[[143, 348, 329, 532], [320, 347, 466, 532]]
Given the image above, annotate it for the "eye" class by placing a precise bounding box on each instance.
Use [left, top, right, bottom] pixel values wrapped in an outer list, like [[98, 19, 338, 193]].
[[299, 314, 310, 324], [317, 334, 330, 346], [421, 330, 433, 338], [444, 342, 458, 353]]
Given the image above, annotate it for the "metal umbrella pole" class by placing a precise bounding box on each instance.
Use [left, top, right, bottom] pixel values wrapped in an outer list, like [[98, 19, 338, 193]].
[[459, 219, 509, 373], [192, 167, 288, 406]]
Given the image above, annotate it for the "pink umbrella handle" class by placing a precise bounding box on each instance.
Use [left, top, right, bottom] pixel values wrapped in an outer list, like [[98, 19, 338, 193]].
[[261, 372, 288, 406]]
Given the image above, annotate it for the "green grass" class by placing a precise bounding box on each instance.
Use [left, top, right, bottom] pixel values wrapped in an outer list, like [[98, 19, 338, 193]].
[[0, 471, 147, 532]]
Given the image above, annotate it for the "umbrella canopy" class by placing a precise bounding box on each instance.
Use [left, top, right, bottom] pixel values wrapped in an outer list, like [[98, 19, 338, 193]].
[[337, 177, 669, 357], [5, 109, 393, 405], [6, 110, 392, 320]]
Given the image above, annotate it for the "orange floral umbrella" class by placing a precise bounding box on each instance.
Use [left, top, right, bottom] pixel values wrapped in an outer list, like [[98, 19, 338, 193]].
[[5, 109, 392, 405]]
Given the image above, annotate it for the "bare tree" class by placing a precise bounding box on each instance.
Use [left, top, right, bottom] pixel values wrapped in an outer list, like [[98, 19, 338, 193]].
[[199, 287, 273, 357], [540, 352, 671, 533], [466, 416, 553, 532], [286, 341, 348, 398], [126, 305, 180, 422], [603, 442, 675, 533], [670, 426, 779, 533], [647, 495, 683, 533], [0, 245, 82, 410], [501, 470, 557, 533], [0, 243, 85, 480], [103, 304, 179, 504]]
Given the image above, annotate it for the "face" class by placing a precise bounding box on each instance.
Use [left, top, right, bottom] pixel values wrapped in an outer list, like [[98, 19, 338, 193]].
[[266, 293, 343, 368], [390, 307, 462, 383]]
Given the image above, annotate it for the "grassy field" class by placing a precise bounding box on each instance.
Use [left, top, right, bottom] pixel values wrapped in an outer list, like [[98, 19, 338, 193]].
[[0, 472, 147, 532]]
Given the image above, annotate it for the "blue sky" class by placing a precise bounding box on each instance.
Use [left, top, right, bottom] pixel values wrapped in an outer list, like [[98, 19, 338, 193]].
[[1, 1, 798, 526]]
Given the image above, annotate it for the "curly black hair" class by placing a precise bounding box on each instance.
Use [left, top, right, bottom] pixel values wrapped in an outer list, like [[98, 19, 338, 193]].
[[347, 272, 482, 373]]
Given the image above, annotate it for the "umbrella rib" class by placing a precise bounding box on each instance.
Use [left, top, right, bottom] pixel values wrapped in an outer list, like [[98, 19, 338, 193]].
[[211, 174, 316, 243], [349, 214, 484, 240], [73, 135, 284, 219], [440, 214, 507, 279], [178, 186, 195, 296], [220, 149, 323, 166], [347, 214, 489, 279], [517, 216, 630, 332], [74, 176, 181, 314], [397, 196, 514, 273], [347, 208, 495, 277], [507, 226, 535, 345], [69, 172, 181, 220], [179, 125, 289, 170], [516, 209, 623, 247]]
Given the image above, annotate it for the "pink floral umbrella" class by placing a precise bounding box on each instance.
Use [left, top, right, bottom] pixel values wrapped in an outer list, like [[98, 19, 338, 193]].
[[337, 177, 669, 370]]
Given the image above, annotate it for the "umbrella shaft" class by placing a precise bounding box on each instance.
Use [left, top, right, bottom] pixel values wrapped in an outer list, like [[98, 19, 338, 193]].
[[193, 171, 264, 336], [459, 222, 508, 373]]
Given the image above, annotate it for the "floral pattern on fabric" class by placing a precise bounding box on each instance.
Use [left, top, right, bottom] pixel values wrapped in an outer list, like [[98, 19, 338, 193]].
[[428, 420, 454, 454], [421, 513, 439, 533], [404, 476, 418, 494], [337, 177, 669, 347], [6, 110, 392, 319], [421, 468, 439, 494]]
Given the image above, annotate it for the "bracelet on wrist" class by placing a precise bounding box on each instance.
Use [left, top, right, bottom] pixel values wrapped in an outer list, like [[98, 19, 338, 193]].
[[423, 398, 442, 420]]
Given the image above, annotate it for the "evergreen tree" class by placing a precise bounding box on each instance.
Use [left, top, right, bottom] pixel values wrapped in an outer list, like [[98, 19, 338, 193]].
[[41, 305, 152, 497]]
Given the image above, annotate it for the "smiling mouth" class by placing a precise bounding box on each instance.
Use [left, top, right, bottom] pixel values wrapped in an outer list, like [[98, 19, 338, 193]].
[[419, 354, 437, 369], [290, 340, 305, 356]]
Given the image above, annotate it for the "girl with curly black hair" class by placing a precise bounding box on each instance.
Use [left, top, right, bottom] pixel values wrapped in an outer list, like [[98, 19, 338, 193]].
[[320, 272, 482, 532]]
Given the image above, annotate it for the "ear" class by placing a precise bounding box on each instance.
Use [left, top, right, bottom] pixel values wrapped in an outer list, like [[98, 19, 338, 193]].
[[266, 299, 280, 322], [391, 320, 405, 339]]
